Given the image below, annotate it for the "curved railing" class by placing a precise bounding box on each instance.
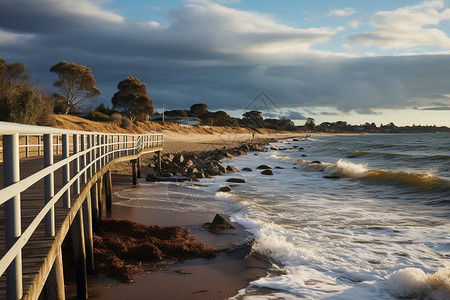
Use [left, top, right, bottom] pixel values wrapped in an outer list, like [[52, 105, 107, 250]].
[[0, 121, 163, 299]]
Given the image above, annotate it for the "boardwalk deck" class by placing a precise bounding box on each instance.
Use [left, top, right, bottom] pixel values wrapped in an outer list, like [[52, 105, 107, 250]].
[[0, 128, 163, 300]]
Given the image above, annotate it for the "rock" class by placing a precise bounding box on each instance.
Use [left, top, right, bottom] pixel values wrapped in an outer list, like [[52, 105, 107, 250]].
[[348, 155, 356, 158], [274, 166, 285, 169], [174, 154, 184, 164], [256, 164, 272, 170], [225, 152, 235, 159], [261, 169, 273, 175], [298, 147, 305, 151], [226, 165, 239, 173], [301, 154, 307, 157], [311, 161, 321, 164], [293, 146, 299, 149], [218, 185, 232, 193], [145, 174, 159, 182], [184, 159, 194, 167], [293, 167, 298, 169], [191, 172, 205, 179], [293, 138, 300, 141], [164, 154, 174, 162], [242, 167, 253, 172], [323, 175, 341, 179], [226, 178, 247, 183], [203, 214, 236, 233]]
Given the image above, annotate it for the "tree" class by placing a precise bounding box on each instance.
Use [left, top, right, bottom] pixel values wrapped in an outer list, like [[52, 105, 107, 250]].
[[242, 110, 263, 127], [305, 117, 315, 131], [190, 103, 208, 117], [50, 61, 101, 114], [165, 109, 188, 117], [0, 57, 53, 125], [111, 76, 154, 121]]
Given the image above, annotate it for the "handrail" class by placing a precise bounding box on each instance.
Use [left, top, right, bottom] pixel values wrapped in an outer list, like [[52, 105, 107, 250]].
[[0, 121, 163, 299]]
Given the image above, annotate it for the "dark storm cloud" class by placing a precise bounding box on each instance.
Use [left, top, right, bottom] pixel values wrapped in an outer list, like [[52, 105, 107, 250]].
[[1, 0, 450, 113], [284, 111, 306, 120]]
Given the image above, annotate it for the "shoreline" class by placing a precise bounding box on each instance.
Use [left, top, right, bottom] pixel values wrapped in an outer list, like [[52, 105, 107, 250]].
[[71, 133, 296, 299], [81, 174, 273, 300]]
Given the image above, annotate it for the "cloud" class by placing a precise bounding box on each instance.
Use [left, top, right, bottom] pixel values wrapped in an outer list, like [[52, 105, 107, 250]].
[[329, 8, 357, 17], [349, 0, 450, 49], [419, 106, 450, 110], [284, 110, 306, 120], [0, 0, 449, 116]]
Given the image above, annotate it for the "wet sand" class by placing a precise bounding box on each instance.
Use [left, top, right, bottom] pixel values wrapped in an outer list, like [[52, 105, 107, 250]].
[[79, 174, 272, 300]]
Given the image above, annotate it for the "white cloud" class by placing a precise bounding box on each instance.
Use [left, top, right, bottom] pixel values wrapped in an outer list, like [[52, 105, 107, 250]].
[[329, 8, 357, 17], [349, 0, 450, 49]]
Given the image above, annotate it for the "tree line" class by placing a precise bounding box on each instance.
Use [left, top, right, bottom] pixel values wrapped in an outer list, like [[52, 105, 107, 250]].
[[0, 57, 154, 126]]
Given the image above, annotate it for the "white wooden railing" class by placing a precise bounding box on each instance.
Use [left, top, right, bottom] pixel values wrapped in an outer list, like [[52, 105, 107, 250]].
[[0, 121, 163, 299]]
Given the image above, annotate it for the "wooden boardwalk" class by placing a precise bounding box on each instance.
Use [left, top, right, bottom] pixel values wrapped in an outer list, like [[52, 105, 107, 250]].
[[0, 128, 163, 300]]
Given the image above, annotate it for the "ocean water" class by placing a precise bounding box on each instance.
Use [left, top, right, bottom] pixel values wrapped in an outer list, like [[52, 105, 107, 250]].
[[116, 133, 450, 299]]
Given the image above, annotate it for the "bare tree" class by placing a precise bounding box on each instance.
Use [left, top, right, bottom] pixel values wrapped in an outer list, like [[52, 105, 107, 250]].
[[50, 61, 101, 114]]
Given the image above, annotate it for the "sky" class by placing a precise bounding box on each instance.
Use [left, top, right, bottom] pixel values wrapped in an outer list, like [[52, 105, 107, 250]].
[[1, 0, 450, 126]]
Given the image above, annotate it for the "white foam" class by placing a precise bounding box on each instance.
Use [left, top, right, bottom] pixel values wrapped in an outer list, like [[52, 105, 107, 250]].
[[387, 266, 450, 299], [332, 159, 369, 178]]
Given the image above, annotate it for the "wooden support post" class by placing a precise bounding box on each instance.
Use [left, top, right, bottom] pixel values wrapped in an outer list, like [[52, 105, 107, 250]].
[[90, 183, 99, 233], [137, 157, 141, 179], [132, 159, 137, 185], [156, 151, 162, 173], [70, 209, 88, 300], [105, 171, 113, 212], [98, 176, 106, 220], [82, 193, 94, 274], [44, 247, 65, 300]]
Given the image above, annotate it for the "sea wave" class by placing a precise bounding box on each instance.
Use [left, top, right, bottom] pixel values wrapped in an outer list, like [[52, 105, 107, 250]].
[[297, 159, 450, 193]]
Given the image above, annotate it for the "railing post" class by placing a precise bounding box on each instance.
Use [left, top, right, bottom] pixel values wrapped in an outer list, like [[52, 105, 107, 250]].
[[62, 134, 71, 208], [44, 133, 55, 237], [56, 135, 59, 156], [96, 135, 100, 172], [73, 134, 80, 195], [86, 135, 92, 179], [125, 136, 128, 156], [25, 135, 29, 158], [38, 135, 41, 156], [80, 134, 86, 184], [3, 134, 23, 300]]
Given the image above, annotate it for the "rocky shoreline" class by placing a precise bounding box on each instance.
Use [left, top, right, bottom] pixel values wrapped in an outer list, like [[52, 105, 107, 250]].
[[145, 141, 270, 183]]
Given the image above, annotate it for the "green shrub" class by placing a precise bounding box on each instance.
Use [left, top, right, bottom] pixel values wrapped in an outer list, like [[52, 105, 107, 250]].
[[87, 111, 110, 122]]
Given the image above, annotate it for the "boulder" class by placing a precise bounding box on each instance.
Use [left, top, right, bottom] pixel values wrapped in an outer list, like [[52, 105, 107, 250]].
[[184, 159, 194, 167], [145, 174, 159, 182], [226, 178, 247, 183], [261, 170, 273, 175], [226, 165, 239, 173], [301, 154, 307, 157], [191, 172, 205, 179], [203, 214, 235, 232], [174, 154, 184, 164], [242, 167, 253, 172], [275, 166, 285, 169], [311, 161, 321, 164], [256, 164, 272, 170], [298, 147, 305, 151], [323, 175, 341, 179], [218, 185, 232, 193], [225, 152, 235, 159]]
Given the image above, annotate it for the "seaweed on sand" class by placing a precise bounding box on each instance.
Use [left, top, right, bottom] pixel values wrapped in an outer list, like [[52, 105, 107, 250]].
[[92, 219, 217, 282]]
